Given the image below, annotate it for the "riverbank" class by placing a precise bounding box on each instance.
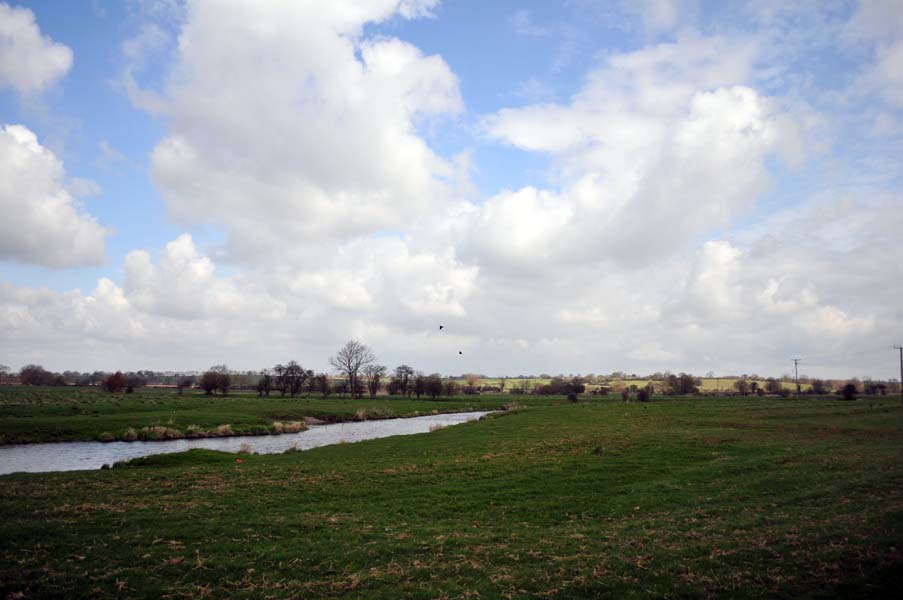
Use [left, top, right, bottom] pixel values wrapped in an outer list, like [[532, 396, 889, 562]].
[[0, 386, 509, 445], [0, 411, 496, 475], [2, 396, 902, 598]]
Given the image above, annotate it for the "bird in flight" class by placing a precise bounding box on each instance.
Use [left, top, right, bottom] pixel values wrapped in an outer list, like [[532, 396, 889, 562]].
[[439, 325, 444, 330], [458, 351, 463, 355]]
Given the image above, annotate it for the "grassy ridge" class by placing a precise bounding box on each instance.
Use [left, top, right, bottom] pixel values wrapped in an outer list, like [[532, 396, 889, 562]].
[[0, 386, 507, 444], [2, 396, 903, 598]]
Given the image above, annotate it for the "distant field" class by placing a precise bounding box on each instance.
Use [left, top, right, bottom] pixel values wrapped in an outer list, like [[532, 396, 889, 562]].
[[2, 395, 902, 598], [0, 380, 821, 444], [457, 377, 811, 392]]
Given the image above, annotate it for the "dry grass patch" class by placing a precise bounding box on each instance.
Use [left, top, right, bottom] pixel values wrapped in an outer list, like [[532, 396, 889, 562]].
[[139, 426, 184, 440], [272, 420, 305, 434], [213, 424, 234, 436]]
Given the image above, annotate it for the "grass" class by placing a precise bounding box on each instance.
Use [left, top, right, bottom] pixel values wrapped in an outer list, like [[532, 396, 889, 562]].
[[0, 386, 506, 445], [1, 393, 902, 597]]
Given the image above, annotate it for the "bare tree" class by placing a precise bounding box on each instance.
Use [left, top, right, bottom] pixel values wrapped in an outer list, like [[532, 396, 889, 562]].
[[426, 373, 443, 399], [202, 365, 231, 396], [413, 371, 426, 399], [273, 364, 287, 396], [283, 361, 308, 397], [177, 376, 195, 395], [312, 373, 331, 398], [256, 369, 272, 397], [329, 340, 375, 399], [364, 364, 387, 399], [393, 365, 414, 397]]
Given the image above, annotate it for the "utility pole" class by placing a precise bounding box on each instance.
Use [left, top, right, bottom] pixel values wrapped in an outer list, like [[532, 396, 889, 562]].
[[792, 358, 801, 400], [895, 346, 903, 407]]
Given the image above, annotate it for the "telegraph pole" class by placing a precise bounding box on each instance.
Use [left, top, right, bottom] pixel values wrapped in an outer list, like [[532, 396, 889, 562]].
[[792, 358, 801, 400], [895, 346, 903, 407]]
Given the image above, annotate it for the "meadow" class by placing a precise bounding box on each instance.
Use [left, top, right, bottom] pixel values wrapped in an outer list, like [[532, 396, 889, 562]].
[[2, 390, 902, 598], [0, 386, 504, 445]]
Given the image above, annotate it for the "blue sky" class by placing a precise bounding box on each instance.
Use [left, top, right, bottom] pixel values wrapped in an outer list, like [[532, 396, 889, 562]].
[[1, 0, 902, 378]]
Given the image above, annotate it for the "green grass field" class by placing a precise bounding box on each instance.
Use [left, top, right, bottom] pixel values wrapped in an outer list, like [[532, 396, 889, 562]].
[[0, 386, 506, 444], [2, 390, 902, 598]]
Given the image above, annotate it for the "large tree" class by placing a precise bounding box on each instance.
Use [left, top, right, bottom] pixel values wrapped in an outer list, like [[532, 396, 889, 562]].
[[329, 340, 375, 399]]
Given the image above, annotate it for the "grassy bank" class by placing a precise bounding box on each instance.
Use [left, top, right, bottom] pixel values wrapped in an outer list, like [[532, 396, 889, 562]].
[[2, 396, 902, 598], [0, 386, 508, 444]]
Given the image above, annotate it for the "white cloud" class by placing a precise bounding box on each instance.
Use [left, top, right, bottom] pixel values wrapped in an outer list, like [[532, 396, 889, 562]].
[[132, 0, 461, 258], [123, 234, 284, 320], [620, 0, 698, 35], [857, 40, 903, 108], [0, 124, 108, 267], [479, 35, 801, 270], [0, 2, 73, 95]]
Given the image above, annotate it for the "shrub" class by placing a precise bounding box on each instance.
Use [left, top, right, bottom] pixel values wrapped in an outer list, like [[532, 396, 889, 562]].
[[102, 372, 126, 393], [841, 382, 858, 401]]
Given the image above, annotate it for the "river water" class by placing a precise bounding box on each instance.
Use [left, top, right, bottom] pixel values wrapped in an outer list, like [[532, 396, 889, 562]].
[[0, 411, 493, 475]]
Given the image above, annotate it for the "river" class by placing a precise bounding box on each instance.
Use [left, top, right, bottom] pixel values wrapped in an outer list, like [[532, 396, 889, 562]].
[[0, 411, 494, 475]]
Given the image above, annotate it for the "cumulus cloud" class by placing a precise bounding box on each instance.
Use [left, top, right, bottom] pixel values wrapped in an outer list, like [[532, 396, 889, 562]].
[[477, 35, 804, 271], [123, 234, 285, 320], [4, 2, 900, 381], [0, 2, 73, 95], [134, 0, 461, 259], [0, 124, 108, 267], [0, 231, 478, 371]]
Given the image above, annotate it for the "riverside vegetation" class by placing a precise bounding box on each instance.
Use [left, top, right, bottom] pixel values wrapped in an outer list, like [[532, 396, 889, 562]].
[[1, 389, 902, 598]]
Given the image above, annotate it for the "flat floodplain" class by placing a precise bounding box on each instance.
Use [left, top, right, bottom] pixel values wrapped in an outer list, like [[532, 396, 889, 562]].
[[2, 394, 902, 598], [0, 386, 504, 444]]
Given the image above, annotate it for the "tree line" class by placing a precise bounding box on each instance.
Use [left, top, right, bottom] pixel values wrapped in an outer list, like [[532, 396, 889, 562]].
[[2, 349, 900, 400]]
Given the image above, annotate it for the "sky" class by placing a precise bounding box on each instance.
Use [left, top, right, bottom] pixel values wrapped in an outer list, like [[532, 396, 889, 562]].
[[1, 0, 902, 379]]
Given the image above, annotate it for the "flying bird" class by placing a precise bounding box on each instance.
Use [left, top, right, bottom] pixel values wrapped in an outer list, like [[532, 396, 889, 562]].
[[439, 325, 444, 330], [458, 351, 463, 355]]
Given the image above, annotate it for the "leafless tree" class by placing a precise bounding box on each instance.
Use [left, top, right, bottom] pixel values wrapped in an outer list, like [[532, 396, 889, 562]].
[[364, 364, 387, 399], [413, 371, 426, 399], [202, 364, 231, 396], [273, 364, 287, 396], [312, 373, 331, 398], [426, 373, 443, 399], [0, 364, 9, 385], [256, 369, 271, 396], [329, 340, 375, 399], [283, 361, 308, 397], [177, 376, 194, 395], [393, 365, 414, 397]]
